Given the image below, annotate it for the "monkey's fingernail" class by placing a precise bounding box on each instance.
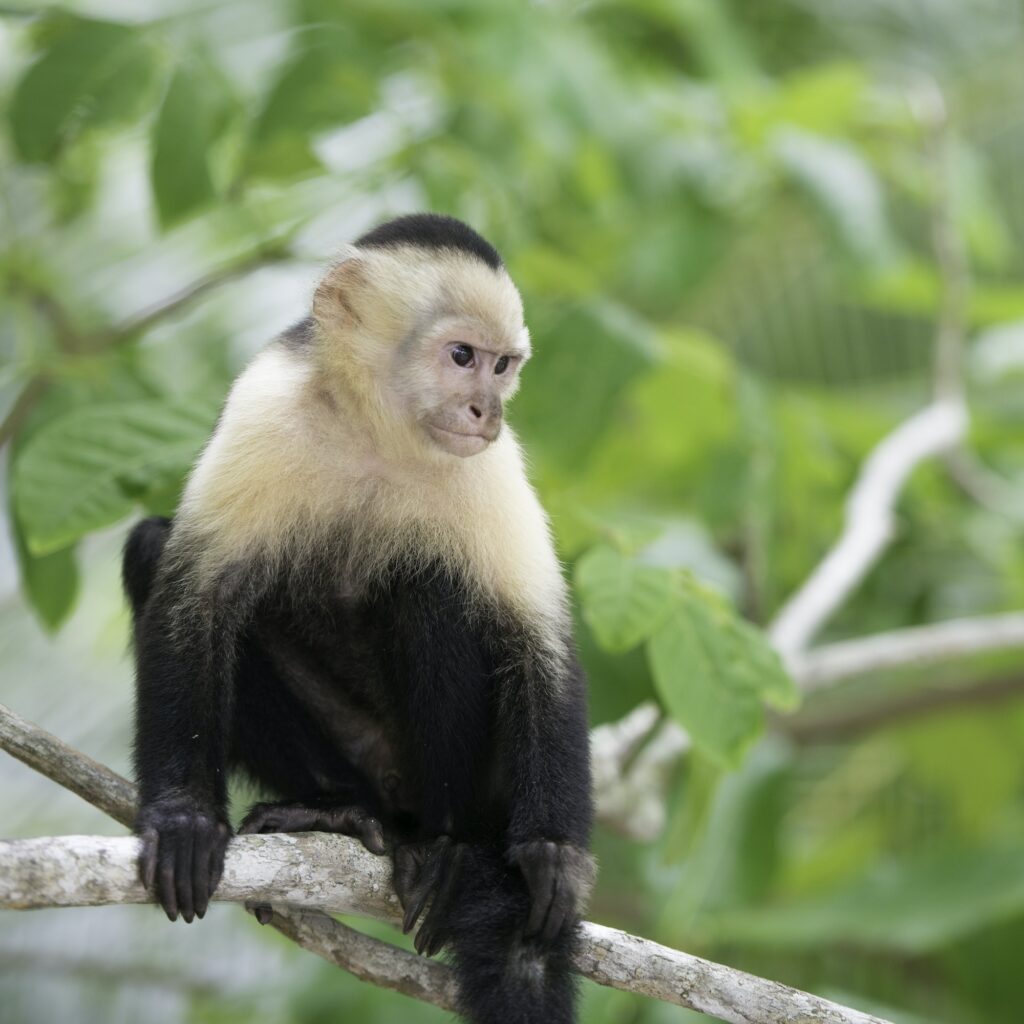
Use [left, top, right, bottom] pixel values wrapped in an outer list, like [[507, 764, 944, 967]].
[[254, 905, 273, 925]]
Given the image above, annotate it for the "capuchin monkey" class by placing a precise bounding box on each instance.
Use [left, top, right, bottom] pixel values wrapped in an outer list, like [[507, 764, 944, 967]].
[[122, 214, 595, 1024]]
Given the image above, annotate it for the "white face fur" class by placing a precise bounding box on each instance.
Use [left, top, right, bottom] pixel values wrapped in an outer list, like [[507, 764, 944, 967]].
[[314, 244, 532, 461]]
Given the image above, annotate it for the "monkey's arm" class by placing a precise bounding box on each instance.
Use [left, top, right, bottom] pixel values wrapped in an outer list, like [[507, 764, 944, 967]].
[[131, 559, 253, 923], [499, 648, 596, 941]]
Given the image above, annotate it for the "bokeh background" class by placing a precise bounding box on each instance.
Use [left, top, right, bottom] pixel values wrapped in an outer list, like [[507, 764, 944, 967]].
[[3, 1, 1024, 1022]]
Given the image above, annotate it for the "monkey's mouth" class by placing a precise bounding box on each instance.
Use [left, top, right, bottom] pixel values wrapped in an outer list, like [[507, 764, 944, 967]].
[[424, 422, 499, 456]]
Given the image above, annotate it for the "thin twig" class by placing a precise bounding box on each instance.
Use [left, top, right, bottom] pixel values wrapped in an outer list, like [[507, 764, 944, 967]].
[[81, 247, 295, 351], [256, 909, 460, 1011], [781, 672, 1024, 744], [0, 703, 136, 827], [0, 375, 49, 449]]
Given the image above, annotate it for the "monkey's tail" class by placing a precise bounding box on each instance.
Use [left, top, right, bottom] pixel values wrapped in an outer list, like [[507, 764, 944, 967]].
[[442, 846, 580, 1024]]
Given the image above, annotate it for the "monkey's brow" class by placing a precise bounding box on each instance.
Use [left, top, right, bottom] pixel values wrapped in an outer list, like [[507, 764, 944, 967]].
[[472, 342, 526, 357]]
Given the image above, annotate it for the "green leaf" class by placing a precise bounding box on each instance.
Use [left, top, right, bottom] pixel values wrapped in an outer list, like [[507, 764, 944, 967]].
[[13, 400, 217, 556], [575, 545, 675, 653], [647, 578, 798, 767], [773, 129, 896, 264], [511, 300, 657, 469], [151, 63, 226, 228], [8, 508, 79, 632], [735, 62, 867, 145], [245, 33, 376, 180], [9, 16, 143, 162]]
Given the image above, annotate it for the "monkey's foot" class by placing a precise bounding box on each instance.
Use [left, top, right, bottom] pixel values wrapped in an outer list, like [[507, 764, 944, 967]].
[[508, 840, 596, 943], [393, 835, 468, 956], [238, 801, 386, 853], [240, 801, 386, 927]]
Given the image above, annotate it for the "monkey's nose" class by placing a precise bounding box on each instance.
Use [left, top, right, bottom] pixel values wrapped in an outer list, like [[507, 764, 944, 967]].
[[469, 404, 482, 419]]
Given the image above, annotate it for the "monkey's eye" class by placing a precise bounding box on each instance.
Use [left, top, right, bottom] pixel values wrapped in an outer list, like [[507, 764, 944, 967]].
[[451, 344, 474, 367], [494, 356, 510, 375]]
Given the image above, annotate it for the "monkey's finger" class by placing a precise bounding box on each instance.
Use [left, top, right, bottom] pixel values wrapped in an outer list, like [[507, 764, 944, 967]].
[[540, 874, 567, 944], [357, 815, 386, 855], [157, 838, 179, 922], [402, 878, 433, 935], [415, 845, 464, 956], [523, 856, 557, 938], [193, 832, 212, 919], [138, 829, 159, 892], [209, 826, 228, 897], [393, 846, 422, 906], [402, 838, 450, 933], [175, 829, 196, 923]]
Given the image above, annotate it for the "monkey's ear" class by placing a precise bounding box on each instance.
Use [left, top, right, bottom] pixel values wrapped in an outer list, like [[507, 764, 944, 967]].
[[312, 256, 367, 329]]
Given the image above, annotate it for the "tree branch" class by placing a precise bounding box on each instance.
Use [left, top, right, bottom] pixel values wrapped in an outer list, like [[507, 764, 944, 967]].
[[0, 703, 136, 828], [767, 396, 968, 660], [0, 833, 891, 1024], [781, 672, 1024, 744], [768, 80, 984, 662], [788, 611, 1024, 692], [0, 375, 50, 450], [595, 610, 1024, 830], [81, 246, 295, 351], [267, 907, 461, 1012], [0, 703, 892, 1024]]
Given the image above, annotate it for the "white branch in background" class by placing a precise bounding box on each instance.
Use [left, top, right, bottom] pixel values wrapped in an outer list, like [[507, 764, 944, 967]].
[[594, 608, 1024, 836], [768, 396, 968, 661], [791, 612, 1024, 692], [591, 703, 692, 839], [0, 833, 893, 1024]]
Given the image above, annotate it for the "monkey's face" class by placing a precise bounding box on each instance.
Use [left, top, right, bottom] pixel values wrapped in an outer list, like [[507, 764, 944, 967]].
[[313, 246, 530, 459], [394, 315, 527, 458]]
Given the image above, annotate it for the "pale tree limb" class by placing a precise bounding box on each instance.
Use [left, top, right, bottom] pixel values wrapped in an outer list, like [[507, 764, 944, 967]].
[[597, 81, 1024, 812], [595, 610, 1024, 835], [592, 705, 690, 841], [0, 704, 137, 828], [0, 833, 892, 1024], [267, 907, 460, 1012], [0, 703, 893, 1024], [786, 611, 1024, 692], [766, 395, 968, 661], [0, 702, 446, 1008]]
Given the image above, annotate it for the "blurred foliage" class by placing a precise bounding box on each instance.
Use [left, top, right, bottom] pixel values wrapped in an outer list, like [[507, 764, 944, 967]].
[[3, 1, 1024, 1023]]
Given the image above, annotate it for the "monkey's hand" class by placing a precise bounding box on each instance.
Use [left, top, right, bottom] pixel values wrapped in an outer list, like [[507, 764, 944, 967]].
[[393, 836, 467, 957], [508, 840, 596, 943], [135, 796, 231, 924]]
